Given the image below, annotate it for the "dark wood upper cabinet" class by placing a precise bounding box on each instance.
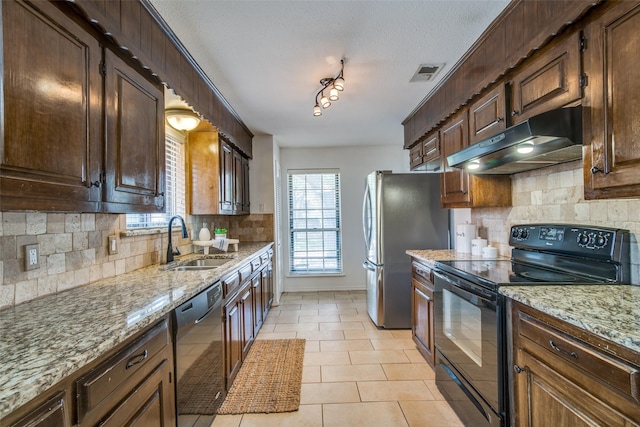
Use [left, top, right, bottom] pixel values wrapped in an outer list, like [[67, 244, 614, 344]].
[[509, 30, 582, 124], [583, 1, 640, 199], [0, 0, 102, 212], [440, 110, 471, 207], [468, 84, 507, 144], [102, 50, 165, 213], [403, 0, 597, 150]]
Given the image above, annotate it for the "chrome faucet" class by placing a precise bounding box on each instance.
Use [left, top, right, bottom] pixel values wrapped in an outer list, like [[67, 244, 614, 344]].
[[166, 215, 189, 263]]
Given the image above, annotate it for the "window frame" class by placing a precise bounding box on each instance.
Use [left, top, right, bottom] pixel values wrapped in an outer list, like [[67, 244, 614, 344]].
[[287, 169, 343, 275]]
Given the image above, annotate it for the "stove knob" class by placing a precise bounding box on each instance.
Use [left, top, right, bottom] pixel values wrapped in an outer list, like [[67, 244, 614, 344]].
[[577, 232, 590, 246], [511, 228, 520, 239], [519, 229, 529, 240], [594, 234, 608, 248]]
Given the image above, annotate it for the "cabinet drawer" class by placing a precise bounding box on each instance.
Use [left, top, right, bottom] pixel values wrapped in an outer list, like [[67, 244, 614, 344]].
[[411, 261, 433, 284], [260, 252, 269, 263], [517, 312, 640, 402], [76, 319, 169, 422], [238, 263, 254, 282], [251, 257, 262, 271], [222, 272, 240, 297]]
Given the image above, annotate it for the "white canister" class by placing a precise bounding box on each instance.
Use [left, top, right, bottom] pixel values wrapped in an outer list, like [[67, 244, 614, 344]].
[[482, 246, 498, 259], [471, 237, 487, 256], [455, 223, 476, 253]]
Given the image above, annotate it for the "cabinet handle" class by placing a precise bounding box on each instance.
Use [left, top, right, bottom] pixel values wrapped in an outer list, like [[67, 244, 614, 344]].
[[125, 349, 148, 369], [549, 340, 578, 359], [496, 117, 504, 123], [513, 364, 524, 374], [511, 110, 519, 117], [591, 166, 602, 174], [90, 181, 101, 188]]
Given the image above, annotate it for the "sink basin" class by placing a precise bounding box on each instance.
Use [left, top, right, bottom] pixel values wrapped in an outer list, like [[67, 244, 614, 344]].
[[166, 257, 234, 271], [182, 258, 231, 267]]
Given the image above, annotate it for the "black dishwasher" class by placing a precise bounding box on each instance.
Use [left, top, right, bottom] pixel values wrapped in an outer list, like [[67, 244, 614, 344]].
[[173, 282, 224, 426]]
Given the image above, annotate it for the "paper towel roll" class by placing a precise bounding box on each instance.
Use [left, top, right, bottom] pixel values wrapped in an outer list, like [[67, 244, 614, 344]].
[[471, 237, 487, 256], [455, 223, 476, 253]]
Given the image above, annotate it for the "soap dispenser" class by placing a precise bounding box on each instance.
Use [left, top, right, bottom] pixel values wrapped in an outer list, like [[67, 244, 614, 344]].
[[198, 223, 211, 241]]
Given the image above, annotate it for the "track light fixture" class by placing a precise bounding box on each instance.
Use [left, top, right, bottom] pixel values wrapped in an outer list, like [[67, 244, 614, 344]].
[[313, 59, 345, 117]]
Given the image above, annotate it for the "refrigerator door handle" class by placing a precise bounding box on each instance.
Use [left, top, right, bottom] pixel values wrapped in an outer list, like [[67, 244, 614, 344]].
[[362, 184, 372, 251], [363, 260, 376, 271]]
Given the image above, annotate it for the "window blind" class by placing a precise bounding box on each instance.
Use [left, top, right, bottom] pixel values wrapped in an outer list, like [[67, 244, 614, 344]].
[[287, 170, 342, 274], [126, 131, 186, 229]]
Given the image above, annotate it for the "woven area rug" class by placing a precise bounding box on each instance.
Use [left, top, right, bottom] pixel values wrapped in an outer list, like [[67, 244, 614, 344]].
[[177, 340, 224, 415], [217, 338, 306, 415]]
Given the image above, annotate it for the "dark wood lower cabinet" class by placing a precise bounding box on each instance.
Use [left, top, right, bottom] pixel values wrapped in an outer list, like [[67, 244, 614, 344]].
[[410, 260, 436, 366], [224, 293, 243, 388], [223, 246, 274, 389], [4, 316, 175, 427], [509, 301, 640, 426]]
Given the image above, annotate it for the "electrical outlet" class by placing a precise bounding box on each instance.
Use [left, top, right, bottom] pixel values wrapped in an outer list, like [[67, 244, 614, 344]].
[[24, 244, 40, 271], [108, 236, 118, 255]]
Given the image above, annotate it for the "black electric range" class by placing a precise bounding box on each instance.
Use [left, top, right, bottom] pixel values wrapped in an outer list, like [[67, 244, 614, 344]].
[[432, 224, 631, 427]]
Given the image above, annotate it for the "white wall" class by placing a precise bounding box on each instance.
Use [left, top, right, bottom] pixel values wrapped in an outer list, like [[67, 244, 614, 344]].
[[249, 135, 275, 214], [279, 145, 409, 292]]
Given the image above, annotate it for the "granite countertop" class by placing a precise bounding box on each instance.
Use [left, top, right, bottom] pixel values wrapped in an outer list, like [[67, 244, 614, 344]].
[[406, 249, 640, 354], [0, 242, 273, 418], [500, 285, 640, 354], [406, 249, 510, 268]]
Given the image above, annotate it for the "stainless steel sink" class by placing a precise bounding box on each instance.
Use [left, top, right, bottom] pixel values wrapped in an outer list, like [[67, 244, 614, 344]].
[[167, 257, 234, 271]]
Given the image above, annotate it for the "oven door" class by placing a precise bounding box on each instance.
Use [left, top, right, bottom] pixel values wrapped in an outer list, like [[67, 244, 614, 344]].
[[433, 270, 503, 425]]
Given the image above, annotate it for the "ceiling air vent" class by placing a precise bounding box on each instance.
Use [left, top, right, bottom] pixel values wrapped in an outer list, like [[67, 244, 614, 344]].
[[410, 63, 445, 82]]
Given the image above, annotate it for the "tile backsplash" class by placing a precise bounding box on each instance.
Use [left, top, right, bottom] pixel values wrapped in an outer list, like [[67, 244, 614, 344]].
[[0, 212, 274, 308], [471, 161, 640, 284]]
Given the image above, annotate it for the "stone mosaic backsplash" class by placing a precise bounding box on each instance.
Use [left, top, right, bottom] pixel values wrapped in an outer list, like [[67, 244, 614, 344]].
[[0, 212, 274, 308]]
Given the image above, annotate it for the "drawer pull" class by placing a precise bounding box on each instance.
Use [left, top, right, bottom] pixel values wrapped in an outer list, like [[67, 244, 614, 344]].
[[514, 364, 524, 374], [549, 340, 578, 359], [125, 349, 148, 369]]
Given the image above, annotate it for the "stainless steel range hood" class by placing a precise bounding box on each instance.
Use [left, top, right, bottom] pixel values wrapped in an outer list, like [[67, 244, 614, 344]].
[[447, 106, 582, 174]]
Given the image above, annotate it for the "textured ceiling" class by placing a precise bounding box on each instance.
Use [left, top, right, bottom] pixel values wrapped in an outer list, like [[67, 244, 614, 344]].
[[149, 0, 510, 148]]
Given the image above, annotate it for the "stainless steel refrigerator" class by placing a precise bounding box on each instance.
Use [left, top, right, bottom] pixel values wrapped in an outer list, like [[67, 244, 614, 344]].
[[362, 171, 449, 328]]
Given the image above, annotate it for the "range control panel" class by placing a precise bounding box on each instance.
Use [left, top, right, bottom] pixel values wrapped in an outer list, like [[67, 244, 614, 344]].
[[509, 224, 629, 260]]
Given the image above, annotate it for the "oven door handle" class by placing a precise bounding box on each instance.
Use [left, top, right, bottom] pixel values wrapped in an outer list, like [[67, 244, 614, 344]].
[[434, 271, 496, 303]]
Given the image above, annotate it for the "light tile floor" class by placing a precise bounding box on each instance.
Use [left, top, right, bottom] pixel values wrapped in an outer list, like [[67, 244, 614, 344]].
[[212, 291, 464, 427]]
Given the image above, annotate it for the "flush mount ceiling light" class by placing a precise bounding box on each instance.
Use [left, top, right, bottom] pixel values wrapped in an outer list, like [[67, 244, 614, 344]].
[[313, 59, 345, 117], [166, 108, 201, 131]]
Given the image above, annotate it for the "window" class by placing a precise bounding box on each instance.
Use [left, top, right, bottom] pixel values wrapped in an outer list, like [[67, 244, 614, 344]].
[[126, 129, 186, 228], [287, 170, 342, 274]]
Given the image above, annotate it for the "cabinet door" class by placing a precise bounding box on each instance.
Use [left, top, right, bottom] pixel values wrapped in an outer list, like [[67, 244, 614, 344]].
[[219, 140, 235, 214], [440, 110, 471, 207], [412, 278, 435, 366], [252, 273, 263, 335], [262, 260, 273, 318], [240, 286, 254, 360], [97, 359, 175, 427], [233, 150, 244, 213], [241, 155, 251, 213], [187, 130, 221, 214], [513, 349, 633, 427], [1, 0, 102, 212], [409, 144, 423, 170], [102, 49, 165, 213], [224, 298, 242, 388], [510, 31, 582, 124], [469, 84, 506, 144], [584, 2, 640, 199]]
